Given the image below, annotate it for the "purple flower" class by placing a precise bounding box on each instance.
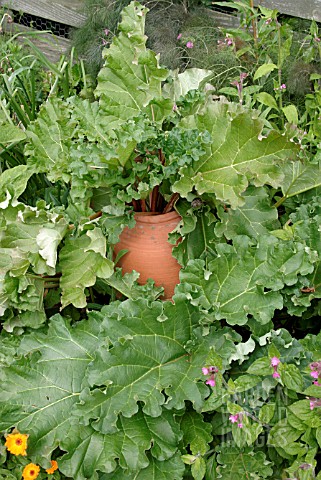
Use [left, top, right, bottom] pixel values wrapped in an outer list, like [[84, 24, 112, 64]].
[[229, 414, 239, 424], [186, 41, 194, 49], [311, 370, 319, 379], [272, 371, 280, 379], [271, 357, 280, 367], [202, 367, 209, 375], [177, 33, 182, 40], [206, 378, 216, 387]]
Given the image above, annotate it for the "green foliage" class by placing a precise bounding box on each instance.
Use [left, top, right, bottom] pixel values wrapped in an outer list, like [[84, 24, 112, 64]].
[[3, 2, 321, 480]]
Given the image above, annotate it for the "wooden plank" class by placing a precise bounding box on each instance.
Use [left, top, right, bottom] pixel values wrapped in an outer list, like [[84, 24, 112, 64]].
[[3, 22, 71, 63], [208, 9, 240, 28], [253, 0, 321, 22], [0, 0, 86, 28]]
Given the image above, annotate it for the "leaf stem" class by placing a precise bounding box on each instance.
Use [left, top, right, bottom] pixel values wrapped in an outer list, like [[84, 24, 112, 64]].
[[163, 193, 180, 214]]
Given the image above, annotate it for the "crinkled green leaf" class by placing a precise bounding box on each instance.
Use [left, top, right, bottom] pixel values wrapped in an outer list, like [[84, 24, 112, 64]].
[[75, 296, 209, 433], [100, 269, 163, 301], [25, 98, 74, 182], [0, 315, 102, 464], [1, 275, 45, 331], [215, 186, 279, 240], [163, 68, 212, 101], [59, 228, 113, 309], [215, 445, 273, 479], [173, 101, 299, 207], [0, 165, 34, 208], [101, 453, 185, 480], [280, 161, 321, 199], [95, 2, 169, 129], [180, 411, 212, 455], [177, 235, 316, 325], [0, 203, 67, 276], [59, 409, 181, 479], [171, 204, 217, 266]]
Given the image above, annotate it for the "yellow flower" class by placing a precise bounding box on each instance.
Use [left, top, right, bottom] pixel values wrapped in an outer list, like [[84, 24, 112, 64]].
[[5, 432, 28, 456], [46, 460, 58, 474], [22, 463, 40, 480]]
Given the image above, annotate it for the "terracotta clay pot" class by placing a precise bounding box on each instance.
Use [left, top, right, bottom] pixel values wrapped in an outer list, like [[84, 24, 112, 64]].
[[113, 210, 181, 299]]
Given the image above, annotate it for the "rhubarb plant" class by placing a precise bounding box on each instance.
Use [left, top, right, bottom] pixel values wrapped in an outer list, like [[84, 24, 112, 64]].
[[2, 2, 321, 480]]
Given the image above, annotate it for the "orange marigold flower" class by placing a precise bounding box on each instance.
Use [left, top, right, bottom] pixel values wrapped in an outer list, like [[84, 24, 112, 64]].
[[22, 463, 40, 480], [5, 432, 28, 456], [46, 460, 58, 474]]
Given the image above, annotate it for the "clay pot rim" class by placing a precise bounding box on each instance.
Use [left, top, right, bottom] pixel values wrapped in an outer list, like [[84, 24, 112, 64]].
[[134, 210, 181, 224]]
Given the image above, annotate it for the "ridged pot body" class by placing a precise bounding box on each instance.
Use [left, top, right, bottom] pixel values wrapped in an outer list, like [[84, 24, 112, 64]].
[[114, 211, 181, 299]]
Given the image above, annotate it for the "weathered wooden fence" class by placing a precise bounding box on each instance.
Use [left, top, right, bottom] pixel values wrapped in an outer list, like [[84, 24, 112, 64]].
[[0, 0, 85, 62], [0, 0, 321, 62], [252, 0, 321, 22]]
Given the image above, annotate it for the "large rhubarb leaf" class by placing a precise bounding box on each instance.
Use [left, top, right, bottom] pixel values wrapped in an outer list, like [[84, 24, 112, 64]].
[[163, 68, 212, 101], [59, 409, 181, 479], [95, 2, 170, 129], [173, 101, 299, 208], [74, 296, 209, 433], [280, 160, 321, 200], [215, 186, 280, 240], [59, 227, 113, 309], [177, 235, 317, 326], [0, 203, 67, 323], [0, 165, 34, 208], [0, 315, 101, 465], [100, 454, 185, 480], [180, 411, 213, 455], [25, 98, 74, 182]]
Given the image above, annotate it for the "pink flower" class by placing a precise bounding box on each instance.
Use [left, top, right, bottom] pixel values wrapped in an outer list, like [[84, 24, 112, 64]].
[[310, 401, 315, 410], [202, 367, 209, 375], [104, 29, 109, 36], [313, 381, 321, 386], [206, 378, 216, 387], [237, 423, 243, 428], [172, 103, 178, 112], [226, 38, 233, 46], [271, 357, 280, 367], [229, 414, 239, 424], [209, 366, 218, 373], [280, 84, 286, 89], [272, 371, 280, 379], [186, 41, 194, 49], [177, 33, 182, 40], [311, 371, 319, 379]]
